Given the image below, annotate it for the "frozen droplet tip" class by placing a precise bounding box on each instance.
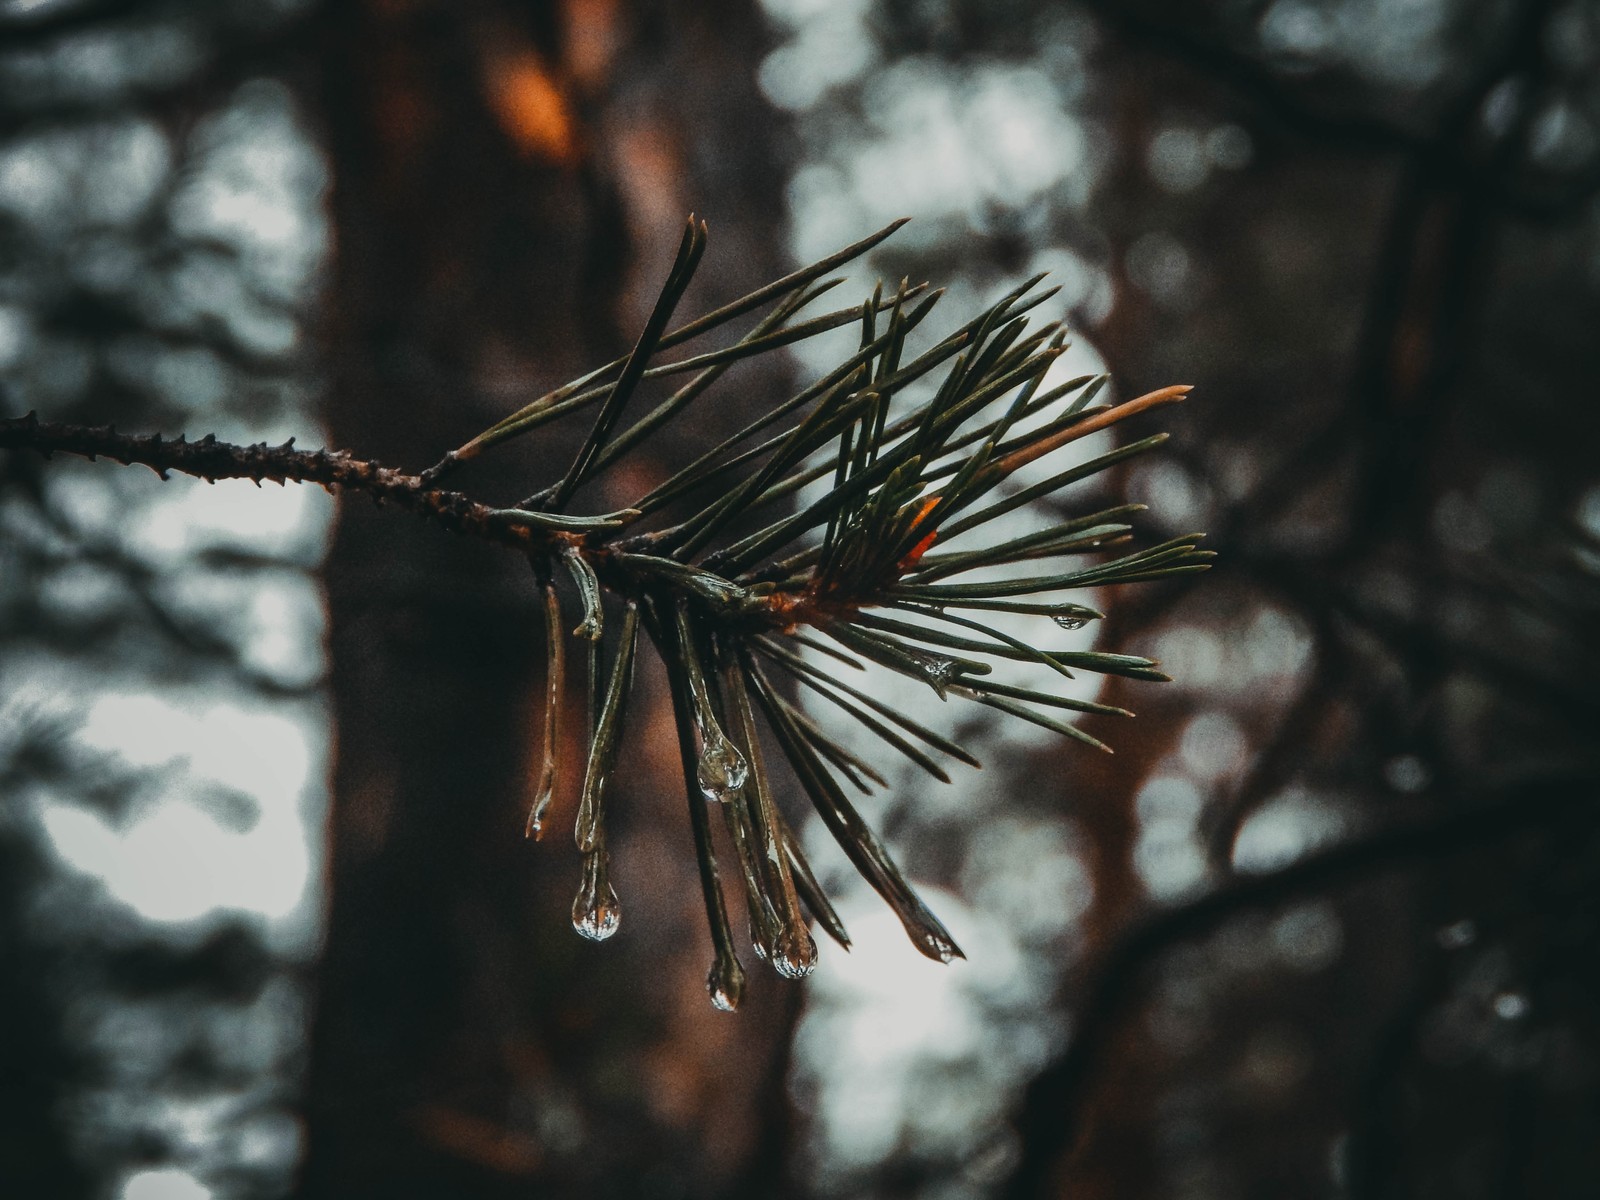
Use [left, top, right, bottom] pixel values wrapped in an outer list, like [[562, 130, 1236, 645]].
[[917, 930, 964, 964], [572, 900, 622, 942], [707, 956, 746, 1012], [770, 928, 818, 980], [572, 854, 622, 941], [696, 736, 749, 802]]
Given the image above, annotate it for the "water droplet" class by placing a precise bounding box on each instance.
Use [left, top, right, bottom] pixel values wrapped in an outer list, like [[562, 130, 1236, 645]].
[[525, 777, 554, 839], [1436, 919, 1476, 950], [707, 955, 746, 1012], [696, 733, 748, 802], [571, 854, 621, 941], [572, 900, 620, 941], [916, 654, 960, 697], [770, 927, 817, 979], [917, 931, 962, 964], [1049, 602, 1103, 629]]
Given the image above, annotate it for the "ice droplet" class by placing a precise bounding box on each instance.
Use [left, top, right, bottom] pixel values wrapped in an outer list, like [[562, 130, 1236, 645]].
[[696, 733, 748, 802], [707, 956, 746, 1012], [917, 931, 962, 964], [1048, 603, 1101, 629], [917, 653, 960, 697], [770, 927, 817, 979], [572, 855, 621, 941], [572, 899, 620, 941], [573, 891, 620, 941], [525, 777, 554, 839]]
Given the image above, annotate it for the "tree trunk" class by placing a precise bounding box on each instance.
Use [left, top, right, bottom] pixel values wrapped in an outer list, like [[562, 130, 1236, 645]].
[[298, 3, 798, 1196]]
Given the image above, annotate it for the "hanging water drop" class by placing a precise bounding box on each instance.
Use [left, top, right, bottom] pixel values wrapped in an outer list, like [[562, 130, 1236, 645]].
[[916, 652, 962, 698], [915, 929, 963, 964], [674, 602, 750, 801], [525, 775, 555, 839], [1048, 602, 1102, 629], [573, 904, 620, 941], [770, 927, 817, 979], [572, 852, 621, 941], [707, 954, 746, 1012], [696, 731, 749, 802]]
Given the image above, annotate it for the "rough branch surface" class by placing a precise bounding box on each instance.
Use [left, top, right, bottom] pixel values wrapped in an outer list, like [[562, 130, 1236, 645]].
[[0, 413, 535, 551]]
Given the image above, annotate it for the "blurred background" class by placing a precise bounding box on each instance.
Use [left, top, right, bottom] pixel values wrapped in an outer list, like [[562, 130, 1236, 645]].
[[4, 1, 1600, 1198]]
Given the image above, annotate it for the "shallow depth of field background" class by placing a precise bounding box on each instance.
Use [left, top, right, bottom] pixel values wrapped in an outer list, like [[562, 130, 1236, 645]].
[[3, 2, 1600, 1199]]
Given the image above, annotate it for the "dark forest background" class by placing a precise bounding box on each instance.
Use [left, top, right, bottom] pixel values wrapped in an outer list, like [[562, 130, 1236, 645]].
[[3, 1, 1600, 1198]]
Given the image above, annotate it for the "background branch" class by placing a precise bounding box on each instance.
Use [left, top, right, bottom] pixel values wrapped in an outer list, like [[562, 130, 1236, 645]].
[[1004, 774, 1600, 1200]]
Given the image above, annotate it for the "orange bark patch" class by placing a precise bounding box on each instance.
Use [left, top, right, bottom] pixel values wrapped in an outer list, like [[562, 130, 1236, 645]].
[[488, 51, 577, 163]]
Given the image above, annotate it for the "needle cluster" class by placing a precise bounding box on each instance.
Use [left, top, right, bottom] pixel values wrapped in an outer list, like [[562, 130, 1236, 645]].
[[0, 217, 1209, 1010], [426, 217, 1210, 1010]]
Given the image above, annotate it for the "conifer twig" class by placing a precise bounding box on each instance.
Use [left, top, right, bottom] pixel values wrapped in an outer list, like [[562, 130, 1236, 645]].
[[1, 218, 1210, 1010]]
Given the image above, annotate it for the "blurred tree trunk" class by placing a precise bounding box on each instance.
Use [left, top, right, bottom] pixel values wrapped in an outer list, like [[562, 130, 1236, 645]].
[[298, 2, 796, 1197], [1004, 5, 1600, 1197]]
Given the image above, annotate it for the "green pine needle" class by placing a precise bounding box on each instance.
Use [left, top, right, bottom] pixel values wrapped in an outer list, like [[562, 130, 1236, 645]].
[[452, 217, 1209, 1009]]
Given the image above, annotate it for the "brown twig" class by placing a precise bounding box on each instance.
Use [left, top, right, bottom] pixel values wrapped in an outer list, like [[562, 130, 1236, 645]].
[[0, 412, 538, 553]]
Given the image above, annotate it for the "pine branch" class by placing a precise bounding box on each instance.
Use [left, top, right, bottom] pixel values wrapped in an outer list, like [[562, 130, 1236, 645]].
[[1, 218, 1211, 1011], [0, 414, 547, 552]]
